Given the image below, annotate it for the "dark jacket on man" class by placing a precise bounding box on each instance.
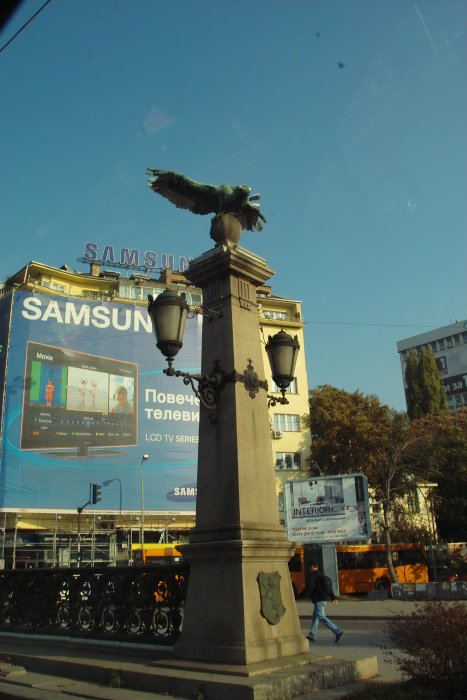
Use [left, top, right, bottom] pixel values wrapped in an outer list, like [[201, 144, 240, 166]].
[[308, 570, 337, 603]]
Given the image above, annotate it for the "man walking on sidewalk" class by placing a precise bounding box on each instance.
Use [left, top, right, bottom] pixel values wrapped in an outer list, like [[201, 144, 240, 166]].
[[306, 561, 343, 643]]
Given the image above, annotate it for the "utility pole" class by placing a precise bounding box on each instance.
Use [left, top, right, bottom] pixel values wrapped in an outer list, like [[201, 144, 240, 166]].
[[76, 504, 87, 568], [77, 482, 102, 568]]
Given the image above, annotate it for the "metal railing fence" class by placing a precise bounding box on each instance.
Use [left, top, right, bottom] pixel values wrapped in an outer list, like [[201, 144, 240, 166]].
[[0, 563, 188, 644]]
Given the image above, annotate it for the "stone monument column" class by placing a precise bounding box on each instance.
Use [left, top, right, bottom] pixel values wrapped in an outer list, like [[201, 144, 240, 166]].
[[174, 235, 308, 665]]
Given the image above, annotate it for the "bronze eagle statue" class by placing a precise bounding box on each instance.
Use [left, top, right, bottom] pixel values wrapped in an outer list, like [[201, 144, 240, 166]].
[[147, 169, 266, 232]]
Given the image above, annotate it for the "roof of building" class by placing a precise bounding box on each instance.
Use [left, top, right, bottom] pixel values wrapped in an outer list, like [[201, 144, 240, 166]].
[[397, 320, 467, 352]]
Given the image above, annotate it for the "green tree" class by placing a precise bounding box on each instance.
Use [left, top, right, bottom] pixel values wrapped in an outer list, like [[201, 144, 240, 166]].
[[308, 385, 416, 582], [407, 409, 467, 541], [404, 348, 447, 420], [404, 351, 421, 420], [389, 501, 431, 544], [366, 410, 423, 582], [307, 385, 389, 474]]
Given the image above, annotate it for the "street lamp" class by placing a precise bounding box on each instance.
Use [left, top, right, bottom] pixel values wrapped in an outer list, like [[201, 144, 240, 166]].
[[148, 290, 224, 416], [140, 455, 149, 555], [265, 330, 300, 397], [103, 478, 122, 513], [147, 290, 189, 375], [148, 300, 299, 414]]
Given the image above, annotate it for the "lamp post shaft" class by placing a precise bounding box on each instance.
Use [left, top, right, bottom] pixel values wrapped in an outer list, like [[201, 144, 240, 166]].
[[77, 509, 81, 569], [140, 462, 144, 554]]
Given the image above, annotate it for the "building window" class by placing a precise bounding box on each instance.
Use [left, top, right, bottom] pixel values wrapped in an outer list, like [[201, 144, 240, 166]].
[[41, 278, 67, 293], [278, 492, 284, 511], [275, 452, 302, 470], [438, 339, 446, 351], [407, 490, 420, 514], [454, 335, 461, 347], [273, 414, 300, 432], [271, 378, 297, 394], [129, 286, 143, 300], [82, 289, 101, 299], [263, 310, 287, 321]]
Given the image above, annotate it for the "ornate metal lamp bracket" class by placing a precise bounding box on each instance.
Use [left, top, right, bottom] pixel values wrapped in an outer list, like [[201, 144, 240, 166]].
[[267, 394, 289, 408], [163, 358, 288, 423], [223, 359, 267, 399], [242, 359, 267, 399], [164, 360, 225, 422], [188, 305, 223, 321], [224, 359, 290, 406]]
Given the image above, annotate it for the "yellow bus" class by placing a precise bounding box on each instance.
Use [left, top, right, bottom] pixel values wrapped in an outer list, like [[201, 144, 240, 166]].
[[287, 543, 429, 597], [288, 547, 307, 598], [135, 542, 428, 595], [336, 543, 429, 593], [132, 543, 182, 565]]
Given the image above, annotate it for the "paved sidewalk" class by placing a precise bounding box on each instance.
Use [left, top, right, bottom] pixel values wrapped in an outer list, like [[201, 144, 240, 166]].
[[299, 595, 467, 620], [297, 596, 425, 620]]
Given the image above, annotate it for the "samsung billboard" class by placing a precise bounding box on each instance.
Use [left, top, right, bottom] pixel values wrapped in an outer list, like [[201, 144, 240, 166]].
[[283, 474, 371, 543], [0, 291, 202, 512]]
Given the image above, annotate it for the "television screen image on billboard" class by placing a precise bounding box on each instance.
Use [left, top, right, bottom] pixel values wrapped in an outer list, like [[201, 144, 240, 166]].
[[20, 342, 138, 455], [0, 290, 202, 512]]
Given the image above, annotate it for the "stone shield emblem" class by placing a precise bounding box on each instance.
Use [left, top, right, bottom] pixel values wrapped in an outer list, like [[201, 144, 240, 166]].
[[257, 571, 286, 625]]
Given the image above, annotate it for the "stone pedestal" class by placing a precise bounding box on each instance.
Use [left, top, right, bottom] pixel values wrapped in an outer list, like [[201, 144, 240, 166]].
[[174, 243, 308, 665]]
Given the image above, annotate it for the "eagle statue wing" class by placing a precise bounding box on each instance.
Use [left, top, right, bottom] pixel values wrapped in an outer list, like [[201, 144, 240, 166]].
[[147, 168, 266, 232], [147, 169, 220, 216]]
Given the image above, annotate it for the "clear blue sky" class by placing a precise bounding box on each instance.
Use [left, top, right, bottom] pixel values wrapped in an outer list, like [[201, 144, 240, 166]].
[[1, 0, 466, 411]]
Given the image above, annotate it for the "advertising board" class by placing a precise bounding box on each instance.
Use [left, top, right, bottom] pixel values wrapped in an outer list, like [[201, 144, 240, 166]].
[[283, 473, 371, 543], [0, 291, 202, 512], [435, 346, 467, 397]]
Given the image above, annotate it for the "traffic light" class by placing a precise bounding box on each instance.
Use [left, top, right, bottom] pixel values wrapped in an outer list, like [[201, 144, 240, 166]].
[[91, 483, 102, 504], [76, 551, 81, 564], [133, 549, 143, 565]]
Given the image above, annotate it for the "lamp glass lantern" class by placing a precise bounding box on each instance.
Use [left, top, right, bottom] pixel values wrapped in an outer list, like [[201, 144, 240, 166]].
[[148, 290, 189, 370], [265, 330, 300, 395]]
